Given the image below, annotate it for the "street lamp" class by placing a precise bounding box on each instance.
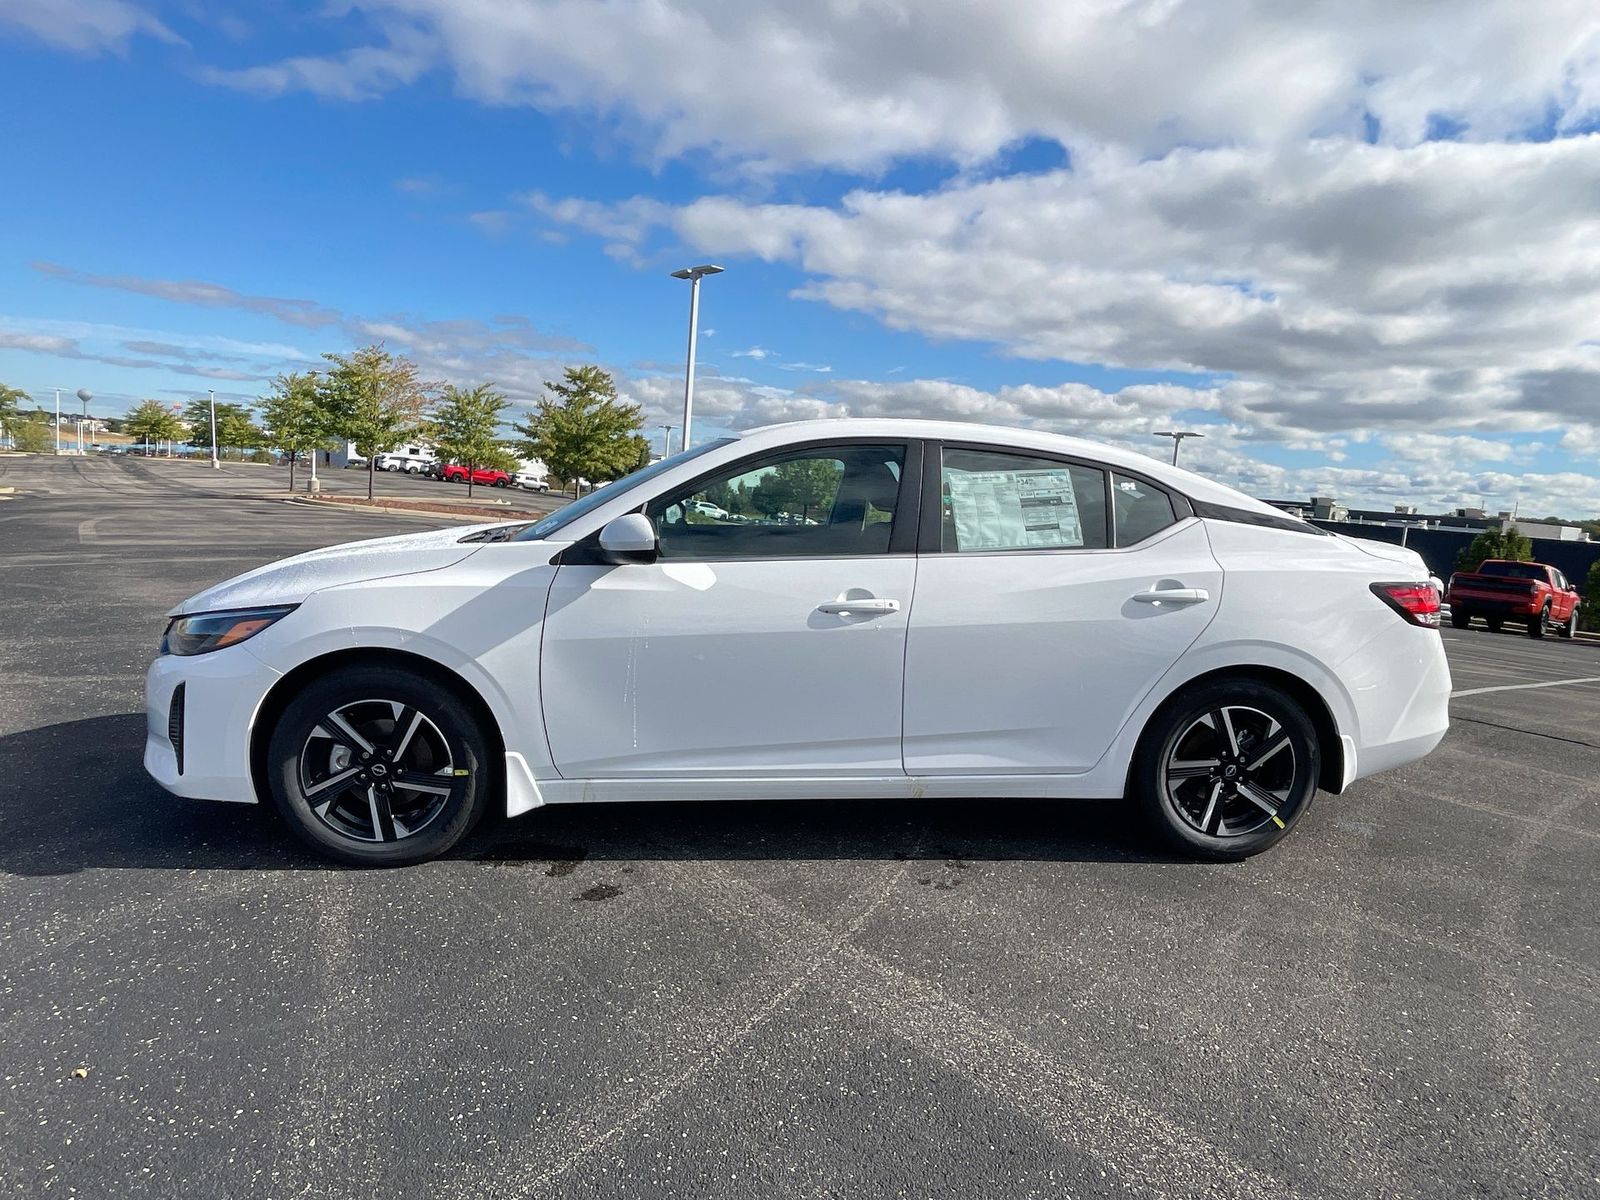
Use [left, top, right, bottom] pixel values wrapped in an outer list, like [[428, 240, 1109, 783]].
[[1153, 430, 1204, 466], [208, 389, 219, 470], [670, 264, 723, 452], [659, 424, 676, 458]]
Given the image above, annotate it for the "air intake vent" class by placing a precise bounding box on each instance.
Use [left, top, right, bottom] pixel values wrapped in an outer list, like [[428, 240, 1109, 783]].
[[167, 683, 186, 775]]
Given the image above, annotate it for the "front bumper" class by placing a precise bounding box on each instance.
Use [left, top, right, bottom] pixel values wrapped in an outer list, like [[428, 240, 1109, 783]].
[[144, 647, 282, 803]]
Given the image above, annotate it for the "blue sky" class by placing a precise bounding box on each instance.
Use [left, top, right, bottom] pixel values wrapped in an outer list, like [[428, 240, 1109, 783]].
[[3, 2, 1600, 515]]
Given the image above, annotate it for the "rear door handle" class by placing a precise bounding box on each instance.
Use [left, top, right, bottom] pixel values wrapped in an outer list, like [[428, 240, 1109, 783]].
[[1131, 587, 1210, 605], [817, 598, 901, 616]]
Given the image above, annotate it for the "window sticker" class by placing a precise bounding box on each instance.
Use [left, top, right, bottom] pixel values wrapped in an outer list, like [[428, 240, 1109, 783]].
[[947, 468, 1084, 550]]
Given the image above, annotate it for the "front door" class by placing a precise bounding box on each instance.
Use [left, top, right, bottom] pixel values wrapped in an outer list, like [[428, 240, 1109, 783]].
[[540, 441, 919, 779]]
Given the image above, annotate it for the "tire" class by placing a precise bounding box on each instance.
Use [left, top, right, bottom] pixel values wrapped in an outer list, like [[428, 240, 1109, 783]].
[[1486, 616, 1503, 633], [1559, 611, 1578, 639], [1132, 679, 1320, 861], [1529, 603, 1550, 639], [493, 478, 508, 488], [265, 666, 493, 867], [1450, 610, 1469, 629]]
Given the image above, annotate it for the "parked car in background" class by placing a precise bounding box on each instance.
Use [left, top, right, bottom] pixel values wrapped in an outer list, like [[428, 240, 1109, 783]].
[[441, 463, 511, 487], [374, 445, 434, 473], [514, 468, 550, 492], [145, 418, 1450, 867], [1446, 559, 1580, 638], [344, 453, 369, 470]]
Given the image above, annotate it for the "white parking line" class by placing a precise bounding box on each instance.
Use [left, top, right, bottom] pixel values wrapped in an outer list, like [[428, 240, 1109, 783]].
[[1453, 675, 1600, 697]]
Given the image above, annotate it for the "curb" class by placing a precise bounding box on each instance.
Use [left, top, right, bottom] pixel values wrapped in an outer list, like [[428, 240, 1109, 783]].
[[282, 497, 528, 523]]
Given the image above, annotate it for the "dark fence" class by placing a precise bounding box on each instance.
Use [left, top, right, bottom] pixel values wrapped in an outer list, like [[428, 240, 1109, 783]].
[[1311, 521, 1600, 592]]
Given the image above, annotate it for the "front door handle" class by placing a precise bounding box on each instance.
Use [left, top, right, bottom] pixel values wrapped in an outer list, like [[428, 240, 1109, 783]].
[[1131, 587, 1210, 606], [817, 597, 901, 616]]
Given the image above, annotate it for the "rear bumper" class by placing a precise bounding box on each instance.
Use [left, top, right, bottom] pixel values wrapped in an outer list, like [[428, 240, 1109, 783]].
[[1345, 625, 1452, 785]]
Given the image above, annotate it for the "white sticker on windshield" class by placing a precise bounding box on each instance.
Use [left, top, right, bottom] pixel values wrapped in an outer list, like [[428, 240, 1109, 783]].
[[947, 468, 1084, 550]]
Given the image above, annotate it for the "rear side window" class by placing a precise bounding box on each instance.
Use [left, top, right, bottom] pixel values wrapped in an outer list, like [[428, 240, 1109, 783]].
[[1112, 473, 1178, 545], [940, 448, 1108, 551]]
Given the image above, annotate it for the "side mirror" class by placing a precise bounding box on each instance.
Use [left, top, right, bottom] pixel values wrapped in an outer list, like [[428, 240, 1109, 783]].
[[597, 512, 659, 564]]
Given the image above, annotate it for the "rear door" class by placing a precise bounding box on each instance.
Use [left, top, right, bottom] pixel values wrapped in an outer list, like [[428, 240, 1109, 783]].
[[902, 443, 1222, 776]]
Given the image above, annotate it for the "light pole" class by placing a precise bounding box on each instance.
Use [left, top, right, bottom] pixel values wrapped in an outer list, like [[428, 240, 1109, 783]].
[[1153, 430, 1204, 465], [670, 264, 723, 452], [659, 424, 676, 458], [208, 390, 220, 470]]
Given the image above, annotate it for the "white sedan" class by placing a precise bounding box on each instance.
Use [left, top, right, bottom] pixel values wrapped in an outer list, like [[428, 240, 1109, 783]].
[[145, 419, 1450, 866]]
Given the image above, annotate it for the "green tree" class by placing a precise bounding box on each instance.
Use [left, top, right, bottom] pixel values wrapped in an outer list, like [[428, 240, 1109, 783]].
[[318, 344, 432, 501], [259, 371, 332, 491], [123, 399, 186, 453], [512, 366, 641, 496], [752, 458, 840, 522], [10, 414, 52, 454], [218, 407, 265, 458], [429, 383, 517, 498], [1584, 559, 1600, 633], [0, 383, 25, 446], [1454, 526, 1534, 574]]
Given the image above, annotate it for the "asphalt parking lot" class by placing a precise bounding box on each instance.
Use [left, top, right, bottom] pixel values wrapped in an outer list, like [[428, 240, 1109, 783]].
[[2, 454, 1597, 1200]]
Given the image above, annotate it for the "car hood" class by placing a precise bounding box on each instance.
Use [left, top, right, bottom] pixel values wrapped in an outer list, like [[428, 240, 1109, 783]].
[[168, 522, 513, 616]]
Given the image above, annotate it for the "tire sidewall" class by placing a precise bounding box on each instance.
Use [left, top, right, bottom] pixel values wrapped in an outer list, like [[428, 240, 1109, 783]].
[[266, 667, 492, 867], [1135, 680, 1320, 861]]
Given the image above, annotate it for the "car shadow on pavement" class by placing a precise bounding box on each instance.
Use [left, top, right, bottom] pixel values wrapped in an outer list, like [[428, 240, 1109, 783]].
[[0, 714, 1188, 876]]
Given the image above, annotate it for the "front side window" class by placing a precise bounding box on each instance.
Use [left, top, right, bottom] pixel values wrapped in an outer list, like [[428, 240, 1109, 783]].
[[648, 444, 906, 559], [940, 448, 1108, 552], [1112, 472, 1178, 545]]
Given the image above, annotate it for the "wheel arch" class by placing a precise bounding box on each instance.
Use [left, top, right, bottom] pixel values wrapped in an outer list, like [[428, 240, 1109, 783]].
[[248, 647, 507, 808], [1128, 665, 1347, 796]]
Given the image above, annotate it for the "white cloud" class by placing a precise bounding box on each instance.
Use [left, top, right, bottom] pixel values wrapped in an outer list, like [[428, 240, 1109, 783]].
[[196, 1, 1600, 172], [730, 346, 772, 360], [0, 0, 181, 55]]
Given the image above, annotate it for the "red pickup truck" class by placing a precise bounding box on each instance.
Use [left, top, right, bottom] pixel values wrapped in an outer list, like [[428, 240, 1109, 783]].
[[439, 464, 511, 488], [1445, 559, 1581, 638]]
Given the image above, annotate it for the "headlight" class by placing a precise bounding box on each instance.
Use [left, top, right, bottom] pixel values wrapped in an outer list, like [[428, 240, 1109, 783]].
[[161, 606, 297, 656]]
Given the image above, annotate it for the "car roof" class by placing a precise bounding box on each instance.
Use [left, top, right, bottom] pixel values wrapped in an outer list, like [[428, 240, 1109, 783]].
[[734, 418, 1277, 515]]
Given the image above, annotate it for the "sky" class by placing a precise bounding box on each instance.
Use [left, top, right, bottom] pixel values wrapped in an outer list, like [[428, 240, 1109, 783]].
[[2, 1, 1600, 517]]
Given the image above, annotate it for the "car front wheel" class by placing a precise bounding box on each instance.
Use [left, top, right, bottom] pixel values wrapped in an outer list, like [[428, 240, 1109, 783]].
[[265, 667, 492, 866], [1559, 611, 1578, 639], [1133, 679, 1319, 861], [1450, 610, 1469, 629]]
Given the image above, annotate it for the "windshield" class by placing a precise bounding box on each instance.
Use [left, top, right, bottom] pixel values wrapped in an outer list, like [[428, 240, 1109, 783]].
[[1476, 561, 1548, 581], [513, 439, 736, 542]]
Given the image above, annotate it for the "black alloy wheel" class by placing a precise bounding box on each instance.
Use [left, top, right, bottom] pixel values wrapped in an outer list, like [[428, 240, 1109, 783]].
[[1135, 679, 1319, 860], [266, 667, 491, 866]]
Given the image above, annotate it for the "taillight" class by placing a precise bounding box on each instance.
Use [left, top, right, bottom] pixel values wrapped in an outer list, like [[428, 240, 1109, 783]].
[[1371, 581, 1441, 627]]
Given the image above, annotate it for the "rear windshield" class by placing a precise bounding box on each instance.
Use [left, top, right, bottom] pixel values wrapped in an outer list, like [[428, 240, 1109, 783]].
[[1475, 562, 1547, 581]]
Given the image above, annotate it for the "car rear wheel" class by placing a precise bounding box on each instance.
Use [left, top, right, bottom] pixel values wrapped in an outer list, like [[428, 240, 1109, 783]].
[[265, 667, 492, 866], [1450, 610, 1469, 629], [1529, 602, 1550, 638], [1133, 679, 1319, 861]]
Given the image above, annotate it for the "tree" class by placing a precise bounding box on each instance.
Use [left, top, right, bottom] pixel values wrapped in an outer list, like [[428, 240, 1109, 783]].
[[1454, 525, 1533, 574], [259, 372, 332, 491], [512, 366, 641, 495], [318, 345, 432, 501], [1584, 558, 1600, 633], [123, 399, 186, 453], [10, 414, 52, 454], [429, 383, 517, 498], [179, 396, 262, 459], [0, 383, 25, 446], [752, 458, 840, 522]]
